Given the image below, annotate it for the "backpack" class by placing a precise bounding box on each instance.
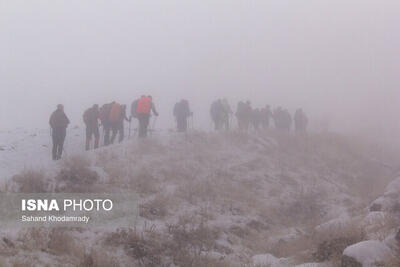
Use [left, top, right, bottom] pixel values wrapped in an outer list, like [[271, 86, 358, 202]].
[[136, 97, 152, 114], [83, 108, 90, 124], [181, 100, 190, 116], [109, 103, 122, 122], [99, 104, 112, 123]]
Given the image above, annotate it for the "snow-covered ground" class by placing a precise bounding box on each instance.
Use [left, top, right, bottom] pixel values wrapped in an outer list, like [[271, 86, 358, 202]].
[[0, 128, 399, 266], [0, 127, 84, 182]]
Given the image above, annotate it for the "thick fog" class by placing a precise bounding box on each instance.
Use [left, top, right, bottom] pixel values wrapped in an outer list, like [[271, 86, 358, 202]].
[[1, 0, 399, 141]]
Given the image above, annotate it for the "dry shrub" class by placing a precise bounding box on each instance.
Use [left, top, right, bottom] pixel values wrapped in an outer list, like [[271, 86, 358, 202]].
[[239, 230, 270, 255], [267, 188, 326, 227], [55, 155, 98, 192], [79, 247, 122, 267], [224, 131, 250, 147], [386, 256, 400, 267], [95, 149, 119, 167], [264, 219, 366, 264], [129, 138, 167, 156], [267, 234, 313, 260], [364, 213, 398, 241], [346, 167, 392, 203], [247, 219, 270, 232], [139, 194, 171, 220], [172, 254, 231, 267], [11, 170, 49, 193], [159, 163, 196, 183], [166, 216, 219, 265], [311, 220, 366, 264], [8, 258, 36, 267], [104, 225, 163, 266], [128, 169, 159, 195], [17, 227, 84, 261], [62, 154, 91, 171], [0, 257, 9, 267], [102, 161, 127, 184], [104, 220, 225, 267], [176, 178, 218, 205], [229, 225, 251, 239], [18, 227, 50, 251], [47, 228, 85, 258]]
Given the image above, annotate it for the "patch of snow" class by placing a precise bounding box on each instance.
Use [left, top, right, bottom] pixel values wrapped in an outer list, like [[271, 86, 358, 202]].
[[252, 254, 290, 266], [343, 240, 393, 266], [295, 263, 329, 267], [315, 213, 351, 233]]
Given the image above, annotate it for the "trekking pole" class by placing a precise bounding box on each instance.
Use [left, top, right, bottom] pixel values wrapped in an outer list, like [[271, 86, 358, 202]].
[[62, 129, 68, 159], [99, 124, 103, 146], [151, 116, 158, 136], [49, 127, 52, 158], [133, 119, 137, 137], [128, 118, 132, 139]]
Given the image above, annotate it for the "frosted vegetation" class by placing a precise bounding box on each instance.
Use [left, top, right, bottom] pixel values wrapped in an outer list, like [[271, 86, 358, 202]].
[[0, 129, 399, 266]]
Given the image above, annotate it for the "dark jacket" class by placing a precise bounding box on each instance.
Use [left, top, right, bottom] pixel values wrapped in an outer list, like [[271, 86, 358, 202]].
[[50, 109, 70, 129], [174, 100, 191, 119], [83, 107, 99, 127]]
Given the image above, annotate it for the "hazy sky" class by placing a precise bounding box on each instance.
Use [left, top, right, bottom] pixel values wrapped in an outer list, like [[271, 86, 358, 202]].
[[1, 0, 399, 138]]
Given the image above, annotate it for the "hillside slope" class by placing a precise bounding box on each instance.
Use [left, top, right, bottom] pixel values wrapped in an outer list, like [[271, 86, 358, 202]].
[[0, 130, 399, 266]]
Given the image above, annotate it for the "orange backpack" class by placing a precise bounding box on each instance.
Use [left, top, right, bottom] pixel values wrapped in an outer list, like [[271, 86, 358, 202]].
[[109, 103, 122, 122], [136, 97, 152, 114]]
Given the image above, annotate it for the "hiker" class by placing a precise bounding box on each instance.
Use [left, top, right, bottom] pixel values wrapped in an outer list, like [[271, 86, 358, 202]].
[[83, 104, 100, 151], [110, 104, 130, 143], [294, 108, 308, 132], [236, 101, 245, 130], [173, 99, 192, 132], [221, 98, 233, 130], [260, 105, 272, 129], [252, 108, 262, 131], [273, 107, 284, 130], [210, 99, 223, 131], [210, 99, 230, 131], [274, 108, 292, 131], [49, 104, 70, 160], [136, 95, 159, 138], [99, 102, 113, 146], [130, 98, 140, 137], [236, 101, 252, 131], [130, 98, 139, 120], [109, 102, 122, 144], [282, 109, 292, 131]]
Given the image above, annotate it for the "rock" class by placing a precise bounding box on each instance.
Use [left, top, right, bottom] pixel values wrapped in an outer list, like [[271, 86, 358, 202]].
[[342, 240, 392, 267], [369, 203, 382, 212], [2, 237, 15, 248], [341, 255, 362, 267], [392, 202, 400, 213], [384, 233, 400, 255], [370, 176, 400, 213]]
